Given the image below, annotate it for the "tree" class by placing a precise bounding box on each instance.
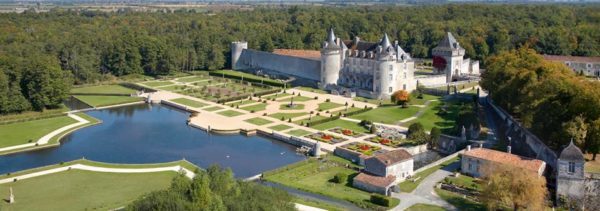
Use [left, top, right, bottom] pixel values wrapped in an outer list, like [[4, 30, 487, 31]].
[[391, 90, 410, 107], [333, 173, 347, 184], [586, 118, 600, 160], [563, 115, 588, 148], [429, 127, 441, 149], [408, 123, 427, 143], [481, 164, 547, 211]]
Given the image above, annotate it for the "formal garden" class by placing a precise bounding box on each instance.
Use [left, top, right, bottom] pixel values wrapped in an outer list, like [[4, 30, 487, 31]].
[[341, 142, 385, 156], [305, 132, 348, 144]]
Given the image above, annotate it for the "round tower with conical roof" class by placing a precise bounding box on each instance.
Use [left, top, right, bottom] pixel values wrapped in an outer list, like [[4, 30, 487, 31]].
[[375, 34, 397, 98], [320, 28, 341, 89]]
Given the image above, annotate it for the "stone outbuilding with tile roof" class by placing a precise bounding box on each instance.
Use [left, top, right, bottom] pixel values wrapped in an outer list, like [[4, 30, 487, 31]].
[[352, 149, 414, 195], [460, 146, 546, 178]]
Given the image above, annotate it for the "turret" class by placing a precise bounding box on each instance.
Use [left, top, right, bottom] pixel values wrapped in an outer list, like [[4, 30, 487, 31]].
[[320, 28, 341, 89], [375, 33, 397, 98], [432, 32, 465, 82], [231, 41, 248, 70]]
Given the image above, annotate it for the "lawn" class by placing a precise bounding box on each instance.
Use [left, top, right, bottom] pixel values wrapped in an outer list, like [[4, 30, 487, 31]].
[[203, 106, 225, 112], [264, 93, 291, 100], [263, 157, 385, 209], [435, 188, 486, 211], [226, 99, 258, 107], [286, 129, 312, 137], [293, 197, 344, 211], [410, 93, 441, 105], [402, 99, 471, 133], [293, 115, 329, 126], [406, 203, 445, 211], [170, 98, 207, 108], [239, 103, 267, 112], [211, 70, 284, 86], [277, 95, 313, 102], [280, 104, 305, 110], [348, 105, 420, 124], [268, 124, 293, 131], [0, 170, 177, 210], [311, 119, 369, 133], [244, 117, 273, 126], [159, 85, 188, 92], [294, 86, 328, 94], [217, 110, 244, 117], [176, 76, 207, 83], [0, 115, 78, 148], [584, 154, 600, 173], [70, 84, 137, 95], [317, 102, 344, 111], [268, 112, 308, 120], [353, 96, 394, 106], [444, 175, 483, 192], [397, 157, 459, 192], [74, 95, 143, 107], [141, 81, 174, 87]]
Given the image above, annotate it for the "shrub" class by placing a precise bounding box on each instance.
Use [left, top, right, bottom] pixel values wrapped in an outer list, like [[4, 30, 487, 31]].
[[370, 194, 392, 207], [333, 173, 347, 184], [314, 96, 318, 100], [370, 125, 377, 134], [325, 99, 330, 102], [288, 118, 292, 123]]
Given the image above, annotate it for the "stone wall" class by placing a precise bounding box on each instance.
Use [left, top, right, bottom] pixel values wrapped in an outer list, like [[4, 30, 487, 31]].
[[414, 149, 464, 174], [415, 75, 447, 87], [486, 97, 558, 170], [237, 49, 322, 82], [334, 147, 365, 166], [403, 144, 428, 155], [353, 179, 388, 195]]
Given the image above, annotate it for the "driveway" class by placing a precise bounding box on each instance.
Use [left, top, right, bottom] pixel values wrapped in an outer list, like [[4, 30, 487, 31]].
[[391, 162, 460, 210]]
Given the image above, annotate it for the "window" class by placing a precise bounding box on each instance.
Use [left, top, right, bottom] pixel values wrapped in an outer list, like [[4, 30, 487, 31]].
[[389, 74, 393, 81], [389, 65, 393, 71], [388, 87, 393, 93], [468, 163, 472, 171], [403, 84, 406, 90], [404, 72, 407, 79], [568, 162, 575, 173]]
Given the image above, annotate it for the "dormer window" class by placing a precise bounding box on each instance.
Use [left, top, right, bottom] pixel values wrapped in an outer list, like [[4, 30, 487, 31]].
[[568, 162, 575, 173]]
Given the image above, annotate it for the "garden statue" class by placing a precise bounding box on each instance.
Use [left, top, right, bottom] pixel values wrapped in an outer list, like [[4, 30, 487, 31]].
[[460, 125, 466, 141], [9, 187, 14, 204]]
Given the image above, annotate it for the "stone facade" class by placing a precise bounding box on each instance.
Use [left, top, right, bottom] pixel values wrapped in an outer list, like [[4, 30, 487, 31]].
[[556, 141, 586, 208], [544, 55, 600, 77], [461, 146, 546, 178], [232, 28, 480, 99], [432, 32, 480, 81]]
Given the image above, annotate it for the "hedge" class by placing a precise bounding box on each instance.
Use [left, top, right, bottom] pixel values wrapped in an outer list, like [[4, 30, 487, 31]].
[[306, 115, 340, 127], [343, 107, 373, 117], [370, 194, 393, 207]]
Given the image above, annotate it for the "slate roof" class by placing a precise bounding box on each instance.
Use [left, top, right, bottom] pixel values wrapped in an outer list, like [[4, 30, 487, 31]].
[[559, 141, 585, 161], [353, 173, 396, 188], [434, 32, 462, 51], [343, 40, 379, 52], [367, 149, 412, 167], [463, 148, 545, 172]]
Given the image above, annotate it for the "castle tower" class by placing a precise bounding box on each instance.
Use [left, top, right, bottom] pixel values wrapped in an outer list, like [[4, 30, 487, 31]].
[[375, 34, 397, 98], [432, 32, 465, 82], [556, 140, 585, 208], [320, 28, 342, 89], [231, 41, 248, 70]]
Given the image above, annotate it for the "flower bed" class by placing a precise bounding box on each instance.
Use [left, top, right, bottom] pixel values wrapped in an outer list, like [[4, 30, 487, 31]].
[[328, 127, 365, 138], [342, 142, 385, 156], [365, 136, 414, 148], [305, 132, 348, 144]]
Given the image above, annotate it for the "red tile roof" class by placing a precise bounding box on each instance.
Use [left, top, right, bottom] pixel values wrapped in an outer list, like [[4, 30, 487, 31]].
[[463, 148, 545, 173], [354, 173, 396, 188], [543, 55, 600, 63], [368, 149, 413, 167], [272, 49, 321, 60]]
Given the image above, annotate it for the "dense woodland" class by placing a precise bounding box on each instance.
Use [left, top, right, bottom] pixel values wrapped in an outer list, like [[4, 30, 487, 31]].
[[481, 47, 600, 158], [0, 4, 598, 114], [127, 165, 296, 211]]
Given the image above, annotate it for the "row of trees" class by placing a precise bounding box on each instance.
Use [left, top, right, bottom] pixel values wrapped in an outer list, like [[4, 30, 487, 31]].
[[127, 165, 295, 210], [0, 4, 598, 114], [481, 47, 600, 159]]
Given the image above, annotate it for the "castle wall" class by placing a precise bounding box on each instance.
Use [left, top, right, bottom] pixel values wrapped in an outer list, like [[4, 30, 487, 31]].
[[237, 49, 321, 81], [415, 75, 448, 87]]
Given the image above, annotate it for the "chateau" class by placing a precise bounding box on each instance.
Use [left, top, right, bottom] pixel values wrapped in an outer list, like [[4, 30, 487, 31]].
[[232, 28, 479, 99]]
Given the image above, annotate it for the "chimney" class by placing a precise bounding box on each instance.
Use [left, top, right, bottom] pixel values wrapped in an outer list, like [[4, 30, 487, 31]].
[[507, 146, 512, 154], [467, 145, 471, 151], [394, 40, 398, 47]]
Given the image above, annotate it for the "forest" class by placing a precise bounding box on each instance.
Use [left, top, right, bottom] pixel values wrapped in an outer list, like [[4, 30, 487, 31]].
[[481, 47, 600, 159], [0, 4, 598, 114]]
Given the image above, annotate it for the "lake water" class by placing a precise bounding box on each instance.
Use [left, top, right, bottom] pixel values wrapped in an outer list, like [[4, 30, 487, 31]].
[[0, 104, 306, 178]]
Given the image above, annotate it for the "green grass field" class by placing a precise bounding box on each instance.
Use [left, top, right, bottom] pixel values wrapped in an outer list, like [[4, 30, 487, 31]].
[[435, 188, 486, 211], [244, 117, 273, 126], [311, 119, 369, 133], [349, 105, 420, 124], [239, 103, 267, 112], [141, 81, 174, 87], [402, 99, 470, 133], [286, 129, 312, 137], [0, 170, 177, 210], [74, 95, 143, 107], [176, 76, 208, 83], [211, 70, 283, 85], [410, 94, 441, 105], [263, 157, 385, 209], [0, 115, 77, 148], [268, 112, 307, 120], [397, 157, 459, 192], [406, 203, 445, 211], [202, 106, 225, 112], [268, 124, 293, 131], [317, 102, 344, 111], [159, 85, 187, 92], [70, 85, 137, 95], [170, 98, 207, 108], [226, 99, 257, 107], [294, 86, 328, 94], [217, 110, 244, 117]]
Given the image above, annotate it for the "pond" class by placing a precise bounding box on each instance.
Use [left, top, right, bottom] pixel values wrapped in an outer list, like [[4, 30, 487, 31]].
[[0, 104, 306, 178]]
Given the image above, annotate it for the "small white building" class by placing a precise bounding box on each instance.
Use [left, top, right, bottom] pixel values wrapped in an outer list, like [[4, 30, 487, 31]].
[[543, 55, 600, 77], [353, 149, 413, 195]]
